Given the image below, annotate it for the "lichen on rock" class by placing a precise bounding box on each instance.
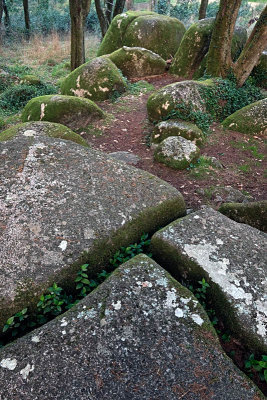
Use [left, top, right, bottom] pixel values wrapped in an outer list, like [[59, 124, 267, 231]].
[[0, 121, 89, 147], [60, 57, 127, 101], [152, 119, 204, 146], [154, 136, 200, 170], [108, 46, 167, 78]]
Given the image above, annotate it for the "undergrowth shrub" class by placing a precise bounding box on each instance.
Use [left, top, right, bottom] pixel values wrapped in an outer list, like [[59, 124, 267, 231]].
[[0, 82, 56, 114], [199, 76, 263, 122]]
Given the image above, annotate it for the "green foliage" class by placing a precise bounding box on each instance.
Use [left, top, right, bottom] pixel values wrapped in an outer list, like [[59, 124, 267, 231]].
[[1, 234, 151, 345], [245, 354, 267, 383], [199, 77, 263, 122], [128, 80, 155, 95], [161, 101, 212, 134], [0, 82, 56, 115]]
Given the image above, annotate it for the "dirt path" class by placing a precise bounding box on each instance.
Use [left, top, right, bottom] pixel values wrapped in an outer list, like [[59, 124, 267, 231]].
[[83, 74, 266, 210]]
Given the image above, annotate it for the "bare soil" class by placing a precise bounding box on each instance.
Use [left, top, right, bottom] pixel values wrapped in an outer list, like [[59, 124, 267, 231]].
[[82, 73, 266, 211]]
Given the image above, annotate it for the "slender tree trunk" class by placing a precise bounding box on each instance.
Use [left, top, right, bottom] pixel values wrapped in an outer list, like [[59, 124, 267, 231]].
[[95, 0, 109, 37], [23, 0, 30, 39], [199, 0, 208, 20], [233, 6, 267, 87], [69, 0, 91, 71], [206, 0, 242, 77], [105, 0, 113, 25], [126, 0, 134, 11], [113, 0, 126, 16], [0, 0, 3, 45]]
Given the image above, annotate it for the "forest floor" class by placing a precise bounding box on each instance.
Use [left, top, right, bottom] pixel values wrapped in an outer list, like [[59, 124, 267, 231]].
[[81, 73, 266, 211]]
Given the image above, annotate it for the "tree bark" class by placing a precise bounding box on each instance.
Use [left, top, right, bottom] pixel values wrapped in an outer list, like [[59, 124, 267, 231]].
[[23, 0, 31, 39], [113, 0, 126, 17], [95, 0, 126, 38], [95, 0, 109, 37], [206, 0, 242, 78], [69, 0, 91, 71], [0, 0, 3, 45], [233, 6, 267, 87], [198, 0, 208, 20]]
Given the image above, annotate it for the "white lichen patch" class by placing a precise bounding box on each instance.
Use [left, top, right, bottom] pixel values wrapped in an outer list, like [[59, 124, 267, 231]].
[[0, 358, 17, 370], [191, 313, 204, 325], [20, 363, 34, 380], [98, 86, 110, 92], [31, 335, 40, 343], [23, 130, 37, 137], [77, 309, 97, 320], [58, 240, 68, 251], [162, 101, 170, 110], [40, 103, 47, 120], [70, 88, 92, 97], [112, 300, 122, 310], [60, 318, 68, 327]]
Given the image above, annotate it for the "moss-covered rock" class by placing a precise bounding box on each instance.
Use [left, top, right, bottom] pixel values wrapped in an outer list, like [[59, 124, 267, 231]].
[[222, 98, 267, 135], [154, 136, 200, 169], [97, 11, 186, 60], [21, 94, 104, 131], [251, 51, 267, 88], [0, 121, 89, 147], [170, 18, 247, 78], [108, 46, 167, 78], [147, 79, 214, 122], [60, 57, 127, 101], [97, 11, 155, 57], [20, 75, 41, 85], [219, 200, 267, 233], [152, 119, 204, 146]]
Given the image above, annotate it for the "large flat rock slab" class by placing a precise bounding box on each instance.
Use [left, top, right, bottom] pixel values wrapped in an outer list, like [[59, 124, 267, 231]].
[[0, 255, 263, 399], [151, 208, 267, 353], [0, 135, 185, 332]]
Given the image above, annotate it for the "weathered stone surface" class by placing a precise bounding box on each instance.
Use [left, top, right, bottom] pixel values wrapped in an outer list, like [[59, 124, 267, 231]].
[[0, 121, 89, 147], [222, 98, 267, 135], [0, 135, 185, 333], [147, 79, 214, 122], [108, 150, 140, 165], [151, 208, 267, 353], [197, 185, 254, 204], [219, 200, 267, 233], [152, 119, 204, 146], [170, 18, 247, 78], [21, 94, 104, 131], [108, 46, 167, 78], [60, 57, 127, 101], [97, 11, 186, 60], [154, 136, 200, 170], [0, 254, 263, 400]]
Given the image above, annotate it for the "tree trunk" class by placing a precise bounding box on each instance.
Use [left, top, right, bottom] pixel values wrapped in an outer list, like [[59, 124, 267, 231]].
[[206, 0, 242, 78], [105, 0, 113, 25], [69, 0, 91, 71], [113, 0, 126, 17], [126, 0, 134, 11], [95, 0, 109, 37], [233, 6, 267, 87], [23, 0, 31, 39], [198, 0, 208, 20], [0, 0, 3, 45]]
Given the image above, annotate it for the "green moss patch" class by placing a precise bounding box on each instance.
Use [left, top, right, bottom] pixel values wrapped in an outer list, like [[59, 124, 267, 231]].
[[219, 201, 267, 233], [97, 11, 155, 57], [21, 94, 104, 131], [60, 57, 127, 101], [222, 98, 267, 135]]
